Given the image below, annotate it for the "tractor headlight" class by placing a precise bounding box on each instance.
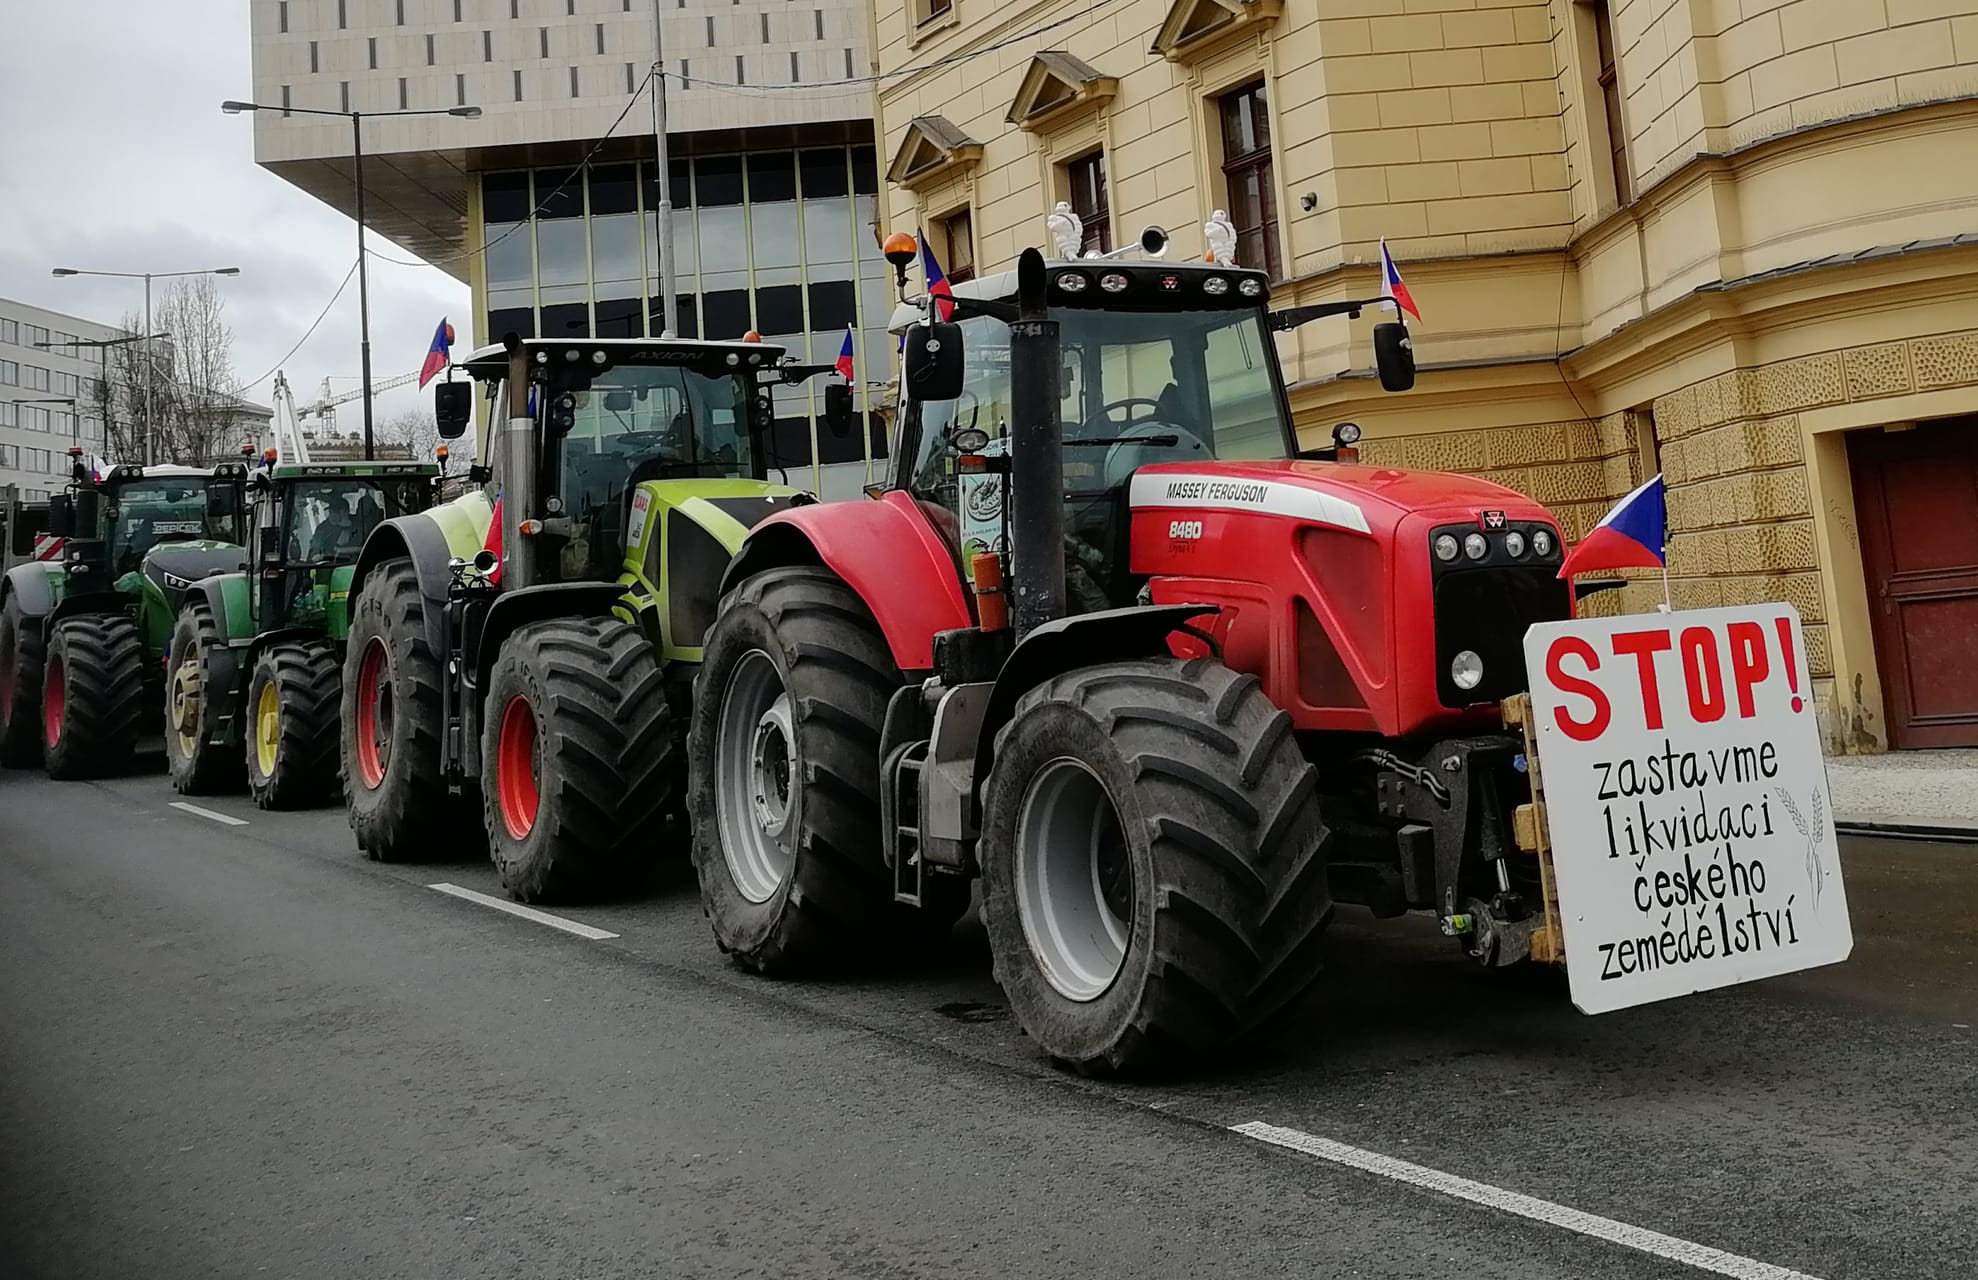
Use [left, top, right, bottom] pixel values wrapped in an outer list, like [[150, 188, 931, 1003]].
[[1504, 530, 1527, 557], [1099, 272, 1130, 294], [1434, 533, 1459, 562], [1452, 650, 1484, 690], [1238, 277, 1264, 298], [1055, 271, 1089, 293], [1202, 275, 1230, 296], [1532, 528, 1555, 558], [1463, 532, 1488, 560]]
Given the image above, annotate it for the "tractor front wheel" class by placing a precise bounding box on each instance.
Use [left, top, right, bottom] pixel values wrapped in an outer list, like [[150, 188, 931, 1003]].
[[248, 639, 342, 809], [978, 657, 1333, 1075], [0, 595, 44, 768], [689, 567, 965, 973], [165, 601, 242, 795], [342, 560, 452, 860], [480, 616, 674, 903], [42, 614, 146, 781]]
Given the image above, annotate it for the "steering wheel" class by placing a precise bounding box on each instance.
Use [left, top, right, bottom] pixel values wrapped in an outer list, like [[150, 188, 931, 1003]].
[[611, 431, 674, 449], [1097, 397, 1165, 426]]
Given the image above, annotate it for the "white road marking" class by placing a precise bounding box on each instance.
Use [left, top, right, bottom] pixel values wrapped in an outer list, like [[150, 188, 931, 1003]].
[[1231, 1121, 1824, 1280], [427, 883, 619, 940], [169, 801, 249, 827]]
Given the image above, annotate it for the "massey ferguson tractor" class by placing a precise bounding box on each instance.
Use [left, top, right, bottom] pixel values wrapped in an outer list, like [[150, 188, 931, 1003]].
[[340, 335, 851, 901], [689, 230, 1576, 1073], [165, 383, 441, 807], [0, 451, 251, 778]]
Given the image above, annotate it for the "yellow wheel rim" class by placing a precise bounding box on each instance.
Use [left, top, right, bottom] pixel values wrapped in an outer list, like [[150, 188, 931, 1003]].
[[170, 645, 202, 761], [255, 681, 280, 778]]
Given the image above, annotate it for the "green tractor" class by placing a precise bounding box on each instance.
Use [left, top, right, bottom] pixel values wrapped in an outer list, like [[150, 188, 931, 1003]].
[[341, 334, 851, 901], [166, 451, 441, 807], [0, 449, 252, 778]]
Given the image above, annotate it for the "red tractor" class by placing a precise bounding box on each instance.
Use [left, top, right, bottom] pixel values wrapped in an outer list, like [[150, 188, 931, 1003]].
[[689, 231, 1575, 1073]]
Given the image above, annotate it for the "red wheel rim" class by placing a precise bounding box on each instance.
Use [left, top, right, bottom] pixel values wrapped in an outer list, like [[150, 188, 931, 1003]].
[[0, 637, 14, 722], [353, 639, 391, 790], [496, 695, 539, 840], [43, 655, 64, 749]]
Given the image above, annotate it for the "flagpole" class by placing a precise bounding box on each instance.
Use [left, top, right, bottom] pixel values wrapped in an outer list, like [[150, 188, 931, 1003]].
[[1660, 547, 1673, 613]]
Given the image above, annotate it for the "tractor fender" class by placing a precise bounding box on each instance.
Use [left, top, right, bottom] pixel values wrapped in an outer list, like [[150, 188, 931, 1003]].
[[48, 589, 130, 630], [3, 562, 58, 624], [182, 573, 254, 647], [719, 490, 972, 674], [349, 513, 468, 660], [467, 582, 628, 705], [968, 604, 1220, 812]]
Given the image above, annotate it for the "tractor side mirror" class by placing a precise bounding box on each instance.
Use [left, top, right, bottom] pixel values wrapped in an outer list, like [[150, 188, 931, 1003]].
[[1373, 322, 1416, 393], [603, 390, 633, 412], [903, 322, 964, 403], [73, 490, 99, 535], [258, 525, 283, 563], [434, 381, 473, 439], [206, 483, 243, 522], [46, 494, 73, 539], [823, 382, 854, 438]]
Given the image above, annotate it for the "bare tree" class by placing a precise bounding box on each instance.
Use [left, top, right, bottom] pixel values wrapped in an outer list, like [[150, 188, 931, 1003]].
[[91, 277, 244, 465], [376, 408, 442, 463]]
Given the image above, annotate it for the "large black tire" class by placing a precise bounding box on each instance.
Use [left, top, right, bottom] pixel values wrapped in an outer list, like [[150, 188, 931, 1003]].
[[978, 657, 1331, 1076], [480, 617, 673, 903], [342, 560, 453, 859], [688, 567, 966, 973], [247, 638, 343, 810], [0, 594, 44, 768], [165, 601, 243, 795], [42, 614, 147, 781]]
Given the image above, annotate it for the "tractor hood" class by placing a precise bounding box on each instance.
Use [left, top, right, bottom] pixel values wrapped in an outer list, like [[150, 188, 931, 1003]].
[[1127, 459, 1556, 534], [139, 541, 246, 594]]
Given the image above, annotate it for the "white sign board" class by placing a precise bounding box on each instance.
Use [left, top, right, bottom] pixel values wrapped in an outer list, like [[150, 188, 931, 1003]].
[[1523, 603, 1851, 1014]]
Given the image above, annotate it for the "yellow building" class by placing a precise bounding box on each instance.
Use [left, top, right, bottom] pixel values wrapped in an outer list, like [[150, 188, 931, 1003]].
[[869, 0, 1978, 755]]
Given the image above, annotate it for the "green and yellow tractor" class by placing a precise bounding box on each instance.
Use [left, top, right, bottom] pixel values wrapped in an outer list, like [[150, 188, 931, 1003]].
[[0, 450, 252, 777], [341, 334, 851, 901], [166, 451, 441, 807]]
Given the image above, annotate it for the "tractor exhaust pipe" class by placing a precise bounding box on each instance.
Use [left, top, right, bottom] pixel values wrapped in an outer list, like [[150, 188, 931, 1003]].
[[500, 334, 536, 588], [1008, 248, 1064, 640]]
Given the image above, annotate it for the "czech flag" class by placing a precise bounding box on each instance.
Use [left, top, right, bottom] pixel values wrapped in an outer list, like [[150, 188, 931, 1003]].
[[918, 229, 955, 322], [834, 326, 856, 387], [1558, 474, 1665, 579], [1380, 239, 1421, 323], [418, 317, 455, 389]]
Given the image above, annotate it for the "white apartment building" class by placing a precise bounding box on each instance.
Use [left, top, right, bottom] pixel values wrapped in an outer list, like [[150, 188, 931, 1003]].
[[247, 0, 893, 498], [0, 299, 116, 502]]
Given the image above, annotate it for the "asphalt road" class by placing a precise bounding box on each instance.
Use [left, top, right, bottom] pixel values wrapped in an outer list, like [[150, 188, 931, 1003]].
[[2, 761, 1974, 1280]]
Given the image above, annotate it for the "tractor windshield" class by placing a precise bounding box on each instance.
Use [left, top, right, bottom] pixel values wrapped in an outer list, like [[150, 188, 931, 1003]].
[[903, 304, 1291, 609], [285, 479, 424, 564], [545, 363, 759, 580], [105, 479, 246, 576]]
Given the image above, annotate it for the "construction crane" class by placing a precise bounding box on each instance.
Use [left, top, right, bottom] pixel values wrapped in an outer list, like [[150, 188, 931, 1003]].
[[302, 372, 420, 432]]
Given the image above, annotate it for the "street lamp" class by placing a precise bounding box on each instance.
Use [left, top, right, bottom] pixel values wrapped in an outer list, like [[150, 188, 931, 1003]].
[[50, 266, 240, 467], [221, 98, 482, 460]]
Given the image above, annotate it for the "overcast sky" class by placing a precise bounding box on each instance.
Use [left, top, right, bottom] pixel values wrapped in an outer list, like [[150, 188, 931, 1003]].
[[0, 1, 468, 437]]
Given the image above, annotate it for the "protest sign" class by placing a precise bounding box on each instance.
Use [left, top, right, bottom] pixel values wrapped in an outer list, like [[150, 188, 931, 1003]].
[[1523, 603, 1851, 1014]]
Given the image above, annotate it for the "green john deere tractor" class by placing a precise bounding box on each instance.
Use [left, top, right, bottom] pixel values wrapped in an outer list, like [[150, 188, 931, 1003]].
[[341, 334, 851, 901], [0, 451, 252, 778], [166, 455, 441, 807]]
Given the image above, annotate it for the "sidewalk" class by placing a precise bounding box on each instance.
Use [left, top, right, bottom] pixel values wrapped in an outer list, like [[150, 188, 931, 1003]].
[[1824, 748, 1978, 837]]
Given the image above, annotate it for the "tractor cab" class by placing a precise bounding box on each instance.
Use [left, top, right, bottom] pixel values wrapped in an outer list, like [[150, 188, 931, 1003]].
[[245, 458, 440, 632], [887, 235, 1413, 613], [45, 458, 250, 608], [445, 336, 850, 587]]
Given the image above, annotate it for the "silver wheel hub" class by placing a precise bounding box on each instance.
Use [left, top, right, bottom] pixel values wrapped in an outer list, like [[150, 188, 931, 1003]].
[[716, 650, 798, 904], [1014, 758, 1134, 1003]]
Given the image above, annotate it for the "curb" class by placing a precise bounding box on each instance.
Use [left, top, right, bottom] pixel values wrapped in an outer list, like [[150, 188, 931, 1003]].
[[1835, 819, 1978, 844]]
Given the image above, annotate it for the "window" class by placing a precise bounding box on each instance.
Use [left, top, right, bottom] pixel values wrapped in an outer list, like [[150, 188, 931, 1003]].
[[368, 36, 378, 69], [281, 84, 292, 114], [568, 0, 576, 12], [570, 65, 580, 97], [596, 22, 605, 54], [456, 72, 467, 103], [919, 0, 953, 24], [337, 0, 346, 28], [0, 318, 15, 344], [790, 51, 799, 82], [399, 76, 409, 109], [0, 360, 15, 384], [455, 0, 463, 21], [511, 0, 519, 15], [939, 208, 975, 284], [704, 16, 714, 44], [1590, 0, 1630, 203], [25, 326, 48, 347], [309, 39, 319, 72], [626, 62, 635, 93], [396, 0, 405, 24], [278, 2, 288, 34], [513, 68, 524, 100], [484, 29, 493, 60], [428, 33, 436, 64], [28, 365, 49, 391], [1217, 80, 1280, 278], [814, 9, 823, 38], [735, 54, 745, 84], [844, 47, 853, 78], [540, 26, 550, 57], [340, 80, 350, 111], [760, 12, 769, 41], [1065, 151, 1111, 254]]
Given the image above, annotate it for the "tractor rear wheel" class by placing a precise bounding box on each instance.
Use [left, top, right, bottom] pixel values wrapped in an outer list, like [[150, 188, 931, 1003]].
[[0, 595, 44, 768], [42, 614, 147, 781], [978, 657, 1332, 1075], [689, 567, 965, 973], [342, 560, 452, 860], [480, 617, 673, 902], [248, 639, 343, 810], [165, 601, 242, 795]]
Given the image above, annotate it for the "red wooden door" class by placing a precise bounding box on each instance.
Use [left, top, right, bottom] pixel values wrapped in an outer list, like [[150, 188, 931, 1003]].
[[1849, 418, 1978, 749]]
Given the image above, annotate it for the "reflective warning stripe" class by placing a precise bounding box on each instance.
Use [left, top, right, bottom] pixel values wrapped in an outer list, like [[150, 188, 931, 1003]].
[[33, 535, 63, 561]]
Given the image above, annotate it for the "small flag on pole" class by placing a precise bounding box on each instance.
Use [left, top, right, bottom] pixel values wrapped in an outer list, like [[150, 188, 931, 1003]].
[[1558, 474, 1666, 580], [1379, 239, 1421, 323], [919, 229, 955, 322], [835, 326, 856, 387], [418, 317, 456, 389]]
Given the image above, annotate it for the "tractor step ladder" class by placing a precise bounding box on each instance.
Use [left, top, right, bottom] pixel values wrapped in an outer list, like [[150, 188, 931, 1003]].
[[1501, 692, 1565, 965], [890, 746, 927, 907]]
